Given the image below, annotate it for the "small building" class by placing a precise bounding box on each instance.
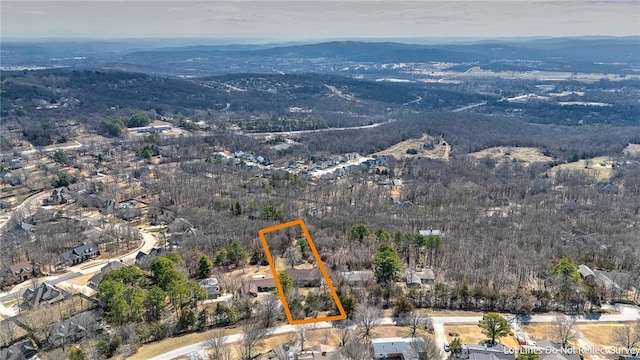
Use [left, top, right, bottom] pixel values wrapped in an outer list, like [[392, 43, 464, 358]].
[[22, 283, 65, 308], [197, 278, 222, 299], [242, 276, 277, 296], [405, 268, 435, 287], [61, 242, 100, 266], [15, 222, 36, 232], [339, 270, 374, 287], [9, 159, 23, 170], [88, 261, 126, 289], [578, 264, 595, 279], [371, 337, 427, 359], [406, 272, 422, 288]]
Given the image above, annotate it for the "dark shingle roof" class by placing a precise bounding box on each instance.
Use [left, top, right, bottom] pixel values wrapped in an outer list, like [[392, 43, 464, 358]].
[[88, 261, 126, 288], [22, 283, 65, 307], [62, 242, 99, 262], [8, 261, 33, 275], [0, 339, 37, 360]]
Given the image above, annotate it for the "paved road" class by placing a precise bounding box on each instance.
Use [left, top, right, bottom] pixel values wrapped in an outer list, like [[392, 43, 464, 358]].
[[148, 305, 640, 360], [19, 140, 83, 155], [244, 119, 397, 137], [0, 190, 49, 234]]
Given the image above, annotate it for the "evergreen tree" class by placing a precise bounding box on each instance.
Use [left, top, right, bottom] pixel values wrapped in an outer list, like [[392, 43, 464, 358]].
[[374, 243, 403, 285]]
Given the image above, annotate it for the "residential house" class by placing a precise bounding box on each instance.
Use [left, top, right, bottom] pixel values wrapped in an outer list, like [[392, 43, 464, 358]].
[[43, 189, 72, 206], [578, 265, 622, 293], [88, 261, 126, 289], [6, 261, 38, 285], [371, 337, 428, 359], [406, 272, 422, 288], [339, 270, 374, 287], [522, 340, 581, 360], [242, 276, 277, 296], [405, 268, 435, 287], [2, 173, 21, 187], [197, 278, 222, 299], [594, 270, 622, 292], [15, 222, 36, 232], [61, 242, 100, 266], [460, 344, 516, 360], [578, 264, 595, 280], [0, 339, 38, 360], [288, 268, 322, 288], [22, 283, 65, 308], [9, 159, 23, 170], [135, 247, 165, 270], [48, 310, 102, 347]]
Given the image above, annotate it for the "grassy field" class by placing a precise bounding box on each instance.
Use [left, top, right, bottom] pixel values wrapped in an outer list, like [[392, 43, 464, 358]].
[[550, 156, 614, 181], [469, 146, 554, 165], [444, 324, 520, 350], [373, 134, 450, 161], [575, 323, 624, 348]]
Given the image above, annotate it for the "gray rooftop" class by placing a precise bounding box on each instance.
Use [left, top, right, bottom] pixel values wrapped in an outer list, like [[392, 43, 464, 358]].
[[371, 337, 426, 359]]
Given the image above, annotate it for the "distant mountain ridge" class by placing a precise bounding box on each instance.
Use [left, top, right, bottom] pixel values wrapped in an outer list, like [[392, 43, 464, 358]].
[[124, 38, 640, 63], [2, 37, 638, 77]]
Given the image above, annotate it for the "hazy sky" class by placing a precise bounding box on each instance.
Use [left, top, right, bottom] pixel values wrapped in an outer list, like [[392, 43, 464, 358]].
[[2, 1, 639, 41]]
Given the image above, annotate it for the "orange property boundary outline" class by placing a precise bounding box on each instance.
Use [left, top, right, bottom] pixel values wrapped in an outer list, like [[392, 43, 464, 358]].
[[258, 218, 347, 325]]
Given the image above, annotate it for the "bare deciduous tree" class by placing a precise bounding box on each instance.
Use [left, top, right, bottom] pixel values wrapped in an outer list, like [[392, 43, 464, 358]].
[[0, 320, 17, 347], [237, 321, 269, 360], [217, 271, 242, 299], [283, 247, 302, 269], [334, 338, 370, 360], [297, 324, 314, 352], [259, 293, 282, 329], [610, 321, 640, 353], [404, 310, 433, 337], [554, 314, 576, 348], [355, 303, 381, 341], [338, 325, 354, 347], [207, 329, 231, 360], [408, 336, 443, 360]]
